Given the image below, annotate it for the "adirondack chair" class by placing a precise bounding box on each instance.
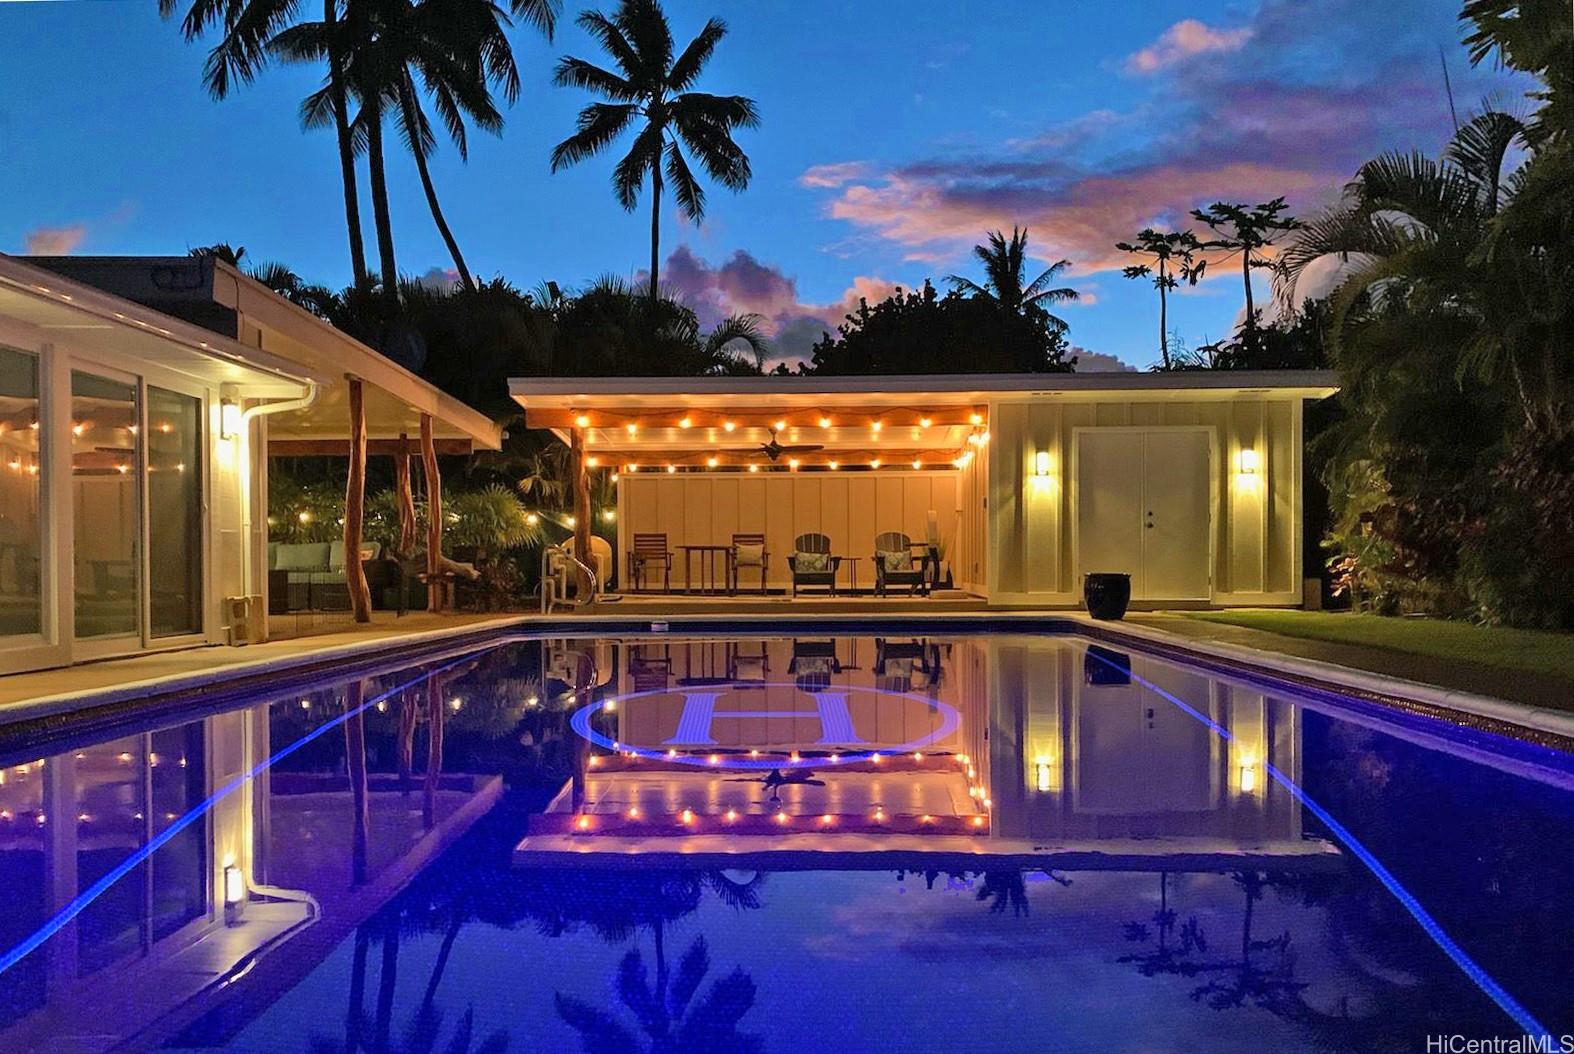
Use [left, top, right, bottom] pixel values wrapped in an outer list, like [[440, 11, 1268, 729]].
[[788, 533, 842, 596], [873, 531, 929, 596]]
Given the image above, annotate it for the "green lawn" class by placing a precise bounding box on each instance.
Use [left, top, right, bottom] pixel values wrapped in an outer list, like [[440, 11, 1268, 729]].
[[1179, 610, 1574, 684]]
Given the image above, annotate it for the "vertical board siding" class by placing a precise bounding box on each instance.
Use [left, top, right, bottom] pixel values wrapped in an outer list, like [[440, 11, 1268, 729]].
[[617, 472, 959, 589], [988, 395, 1303, 602], [1266, 399, 1296, 594]]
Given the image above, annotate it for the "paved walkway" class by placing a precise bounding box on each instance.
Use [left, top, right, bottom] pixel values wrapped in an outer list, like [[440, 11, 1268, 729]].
[[0, 611, 509, 713], [1126, 613, 1574, 713]]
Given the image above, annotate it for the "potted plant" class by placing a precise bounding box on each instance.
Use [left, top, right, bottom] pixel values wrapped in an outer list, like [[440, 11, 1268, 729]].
[[1083, 572, 1132, 620]]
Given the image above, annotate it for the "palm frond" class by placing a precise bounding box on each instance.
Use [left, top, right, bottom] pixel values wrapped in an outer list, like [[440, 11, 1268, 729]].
[[704, 313, 768, 366], [550, 102, 637, 171], [667, 16, 724, 91], [664, 139, 706, 221], [553, 56, 637, 99], [1445, 108, 1527, 215], [608, 121, 663, 210], [574, 9, 642, 80], [509, 0, 560, 39]]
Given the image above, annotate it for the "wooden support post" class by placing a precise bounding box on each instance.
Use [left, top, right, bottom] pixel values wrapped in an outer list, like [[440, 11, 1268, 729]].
[[344, 679, 370, 887], [420, 413, 445, 612], [570, 426, 593, 595], [394, 432, 416, 557], [344, 377, 373, 623], [423, 672, 445, 831]]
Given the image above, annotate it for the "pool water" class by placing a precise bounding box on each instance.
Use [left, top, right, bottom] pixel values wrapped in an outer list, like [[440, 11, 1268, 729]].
[[1, 631, 1571, 1053]]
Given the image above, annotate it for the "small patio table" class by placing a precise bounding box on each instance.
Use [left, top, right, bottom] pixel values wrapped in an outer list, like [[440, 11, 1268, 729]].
[[679, 544, 732, 595]]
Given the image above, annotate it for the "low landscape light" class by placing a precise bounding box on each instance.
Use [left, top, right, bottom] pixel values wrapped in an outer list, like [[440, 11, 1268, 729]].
[[223, 863, 246, 925]]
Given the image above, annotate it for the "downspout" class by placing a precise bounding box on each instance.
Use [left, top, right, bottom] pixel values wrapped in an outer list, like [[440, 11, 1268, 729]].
[[235, 384, 321, 609]]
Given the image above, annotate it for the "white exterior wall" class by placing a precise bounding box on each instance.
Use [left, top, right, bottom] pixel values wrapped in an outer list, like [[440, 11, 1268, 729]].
[[985, 394, 1306, 607], [0, 318, 267, 674]]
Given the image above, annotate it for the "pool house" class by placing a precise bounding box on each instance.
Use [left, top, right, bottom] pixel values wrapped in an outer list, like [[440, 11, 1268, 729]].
[[0, 254, 499, 677], [509, 371, 1337, 607]]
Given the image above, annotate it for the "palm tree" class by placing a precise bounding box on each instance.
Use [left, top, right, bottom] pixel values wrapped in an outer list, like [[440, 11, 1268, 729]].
[[550, 0, 759, 299], [946, 227, 1078, 332], [276, 0, 556, 307], [161, 0, 371, 288], [1189, 199, 1299, 333], [1114, 228, 1207, 369], [1278, 108, 1545, 422]]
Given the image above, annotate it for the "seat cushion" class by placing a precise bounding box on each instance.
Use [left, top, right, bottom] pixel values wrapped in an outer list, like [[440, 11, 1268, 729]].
[[794, 550, 830, 574], [879, 550, 913, 573], [327, 539, 347, 571], [276, 542, 330, 572], [735, 542, 765, 567]]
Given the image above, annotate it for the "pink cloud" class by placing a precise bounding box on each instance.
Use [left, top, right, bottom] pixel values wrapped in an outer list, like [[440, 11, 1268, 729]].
[[825, 161, 1332, 276], [802, 0, 1498, 289], [798, 161, 873, 189], [1126, 19, 1253, 74], [24, 224, 87, 255], [658, 246, 898, 366]]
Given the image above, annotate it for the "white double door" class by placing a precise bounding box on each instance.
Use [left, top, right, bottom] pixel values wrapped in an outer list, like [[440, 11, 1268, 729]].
[[1076, 428, 1212, 601]]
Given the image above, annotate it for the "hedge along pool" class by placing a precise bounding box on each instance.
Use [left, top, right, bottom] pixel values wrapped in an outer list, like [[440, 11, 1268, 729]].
[[0, 628, 1570, 1053]]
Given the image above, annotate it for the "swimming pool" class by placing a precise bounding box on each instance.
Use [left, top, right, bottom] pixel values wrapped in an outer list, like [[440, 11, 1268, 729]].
[[1, 628, 1570, 1052]]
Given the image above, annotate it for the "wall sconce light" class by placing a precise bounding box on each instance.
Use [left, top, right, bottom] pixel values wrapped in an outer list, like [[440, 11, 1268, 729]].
[[223, 863, 246, 925], [1034, 450, 1052, 477], [1238, 753, 1260, 794], [1237, 448, 1260, 475], [219, 399, 242, 440]]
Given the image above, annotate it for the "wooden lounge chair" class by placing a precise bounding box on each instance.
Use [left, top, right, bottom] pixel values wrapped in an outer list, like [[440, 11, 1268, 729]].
[[628, 533, 673, 593], [727, 533, 770, 594], [873, 532, 929, 596], [788, 533, 842, 596]]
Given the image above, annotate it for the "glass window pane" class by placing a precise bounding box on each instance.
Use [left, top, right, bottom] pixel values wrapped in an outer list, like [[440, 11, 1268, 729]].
[[0, 753, 49, 1019], [72, 372, 139, 639], [0, 347, 42, 639], [148, 388, 202, 637], [149, 724, 206, 941], [75, 734, 147, 976]]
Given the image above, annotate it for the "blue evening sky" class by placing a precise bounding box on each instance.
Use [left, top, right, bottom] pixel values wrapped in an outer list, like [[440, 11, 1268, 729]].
[[0, 0, 1520, 369]]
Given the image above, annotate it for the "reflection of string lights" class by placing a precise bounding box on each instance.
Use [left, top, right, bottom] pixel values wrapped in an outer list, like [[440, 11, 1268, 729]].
[[570, 683, 960, 770]]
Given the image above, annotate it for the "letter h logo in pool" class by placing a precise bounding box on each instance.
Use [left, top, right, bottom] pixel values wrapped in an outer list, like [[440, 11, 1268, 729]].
[[663, 689, 866, 746]]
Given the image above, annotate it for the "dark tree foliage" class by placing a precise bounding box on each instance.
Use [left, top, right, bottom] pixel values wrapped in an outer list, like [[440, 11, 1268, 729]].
[[1180, 299, 1331, 372], [802, 280, 1076, 375], [1279, 0, 1574, 628]]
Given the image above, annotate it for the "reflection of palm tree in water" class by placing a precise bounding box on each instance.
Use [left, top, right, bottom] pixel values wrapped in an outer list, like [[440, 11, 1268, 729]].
[[550, 870, 767, 1054], [723, 768, 825, 806], [1188, 872, 1308, 1015], [311, 1001, 508, 1054], [1120, 871, 1307, 1016], [1119, 872, 1209, 977], [343, 864, 766, 1054], [556, 933, 762, 1054]]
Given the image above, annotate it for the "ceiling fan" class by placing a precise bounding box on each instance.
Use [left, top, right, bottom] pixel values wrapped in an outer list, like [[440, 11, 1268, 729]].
[[724, 427, 825, 462]]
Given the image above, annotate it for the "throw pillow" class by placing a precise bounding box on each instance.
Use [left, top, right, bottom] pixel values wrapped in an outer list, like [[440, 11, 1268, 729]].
[[795, 550, 830, 574]]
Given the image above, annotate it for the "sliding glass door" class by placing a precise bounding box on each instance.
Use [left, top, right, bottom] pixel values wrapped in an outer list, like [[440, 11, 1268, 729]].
[[0, 347, 43, 644], [147, 387, 203, 637], [71, 370, 140, 642]]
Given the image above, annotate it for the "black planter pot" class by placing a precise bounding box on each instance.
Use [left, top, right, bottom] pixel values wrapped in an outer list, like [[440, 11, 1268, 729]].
[[1083, 573, 1132, 621]]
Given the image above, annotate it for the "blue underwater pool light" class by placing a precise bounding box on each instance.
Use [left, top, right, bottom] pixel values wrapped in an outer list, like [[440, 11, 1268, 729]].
[[0, 653, 479, 979], [1081, 646, 1554, 1041]]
